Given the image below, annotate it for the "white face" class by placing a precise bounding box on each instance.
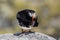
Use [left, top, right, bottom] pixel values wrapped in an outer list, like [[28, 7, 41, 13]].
[[29, 12, 36, 18]]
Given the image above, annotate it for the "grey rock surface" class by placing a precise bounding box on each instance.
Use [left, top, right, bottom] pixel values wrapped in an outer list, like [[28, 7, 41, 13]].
[[0, 32, 56, 40]]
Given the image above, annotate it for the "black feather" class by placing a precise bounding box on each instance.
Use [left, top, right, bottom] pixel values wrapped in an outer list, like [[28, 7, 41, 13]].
[[16, 9, 38, 27]]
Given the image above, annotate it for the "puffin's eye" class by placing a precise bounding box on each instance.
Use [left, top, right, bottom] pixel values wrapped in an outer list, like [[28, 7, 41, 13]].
[[29, 12, 33, 17]]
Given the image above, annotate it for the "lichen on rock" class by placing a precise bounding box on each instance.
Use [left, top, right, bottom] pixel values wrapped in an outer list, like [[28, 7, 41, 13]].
[[0, 32, 56, 40]]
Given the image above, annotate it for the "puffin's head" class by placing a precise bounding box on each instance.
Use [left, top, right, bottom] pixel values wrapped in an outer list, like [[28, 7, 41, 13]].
[[24, 9, 36, 21], [27, 9, 39, 27]]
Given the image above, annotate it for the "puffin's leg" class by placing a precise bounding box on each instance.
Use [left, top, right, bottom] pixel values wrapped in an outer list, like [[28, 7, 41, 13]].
[[29, 29, 32, 32], [22, 29, 26, 33], [22, 29, 24, 33], [29, 29, 34, 33]]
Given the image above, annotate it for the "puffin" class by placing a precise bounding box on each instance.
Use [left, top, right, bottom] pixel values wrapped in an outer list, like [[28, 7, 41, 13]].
[[16, 9, 38, 34]]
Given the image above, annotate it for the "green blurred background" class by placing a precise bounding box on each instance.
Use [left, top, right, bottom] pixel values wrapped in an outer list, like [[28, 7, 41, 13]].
[[0, 0, 60, 39]]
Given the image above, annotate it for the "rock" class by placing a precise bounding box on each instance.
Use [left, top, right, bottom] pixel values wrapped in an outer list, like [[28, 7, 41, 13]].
[[0, 32, 56, 40]]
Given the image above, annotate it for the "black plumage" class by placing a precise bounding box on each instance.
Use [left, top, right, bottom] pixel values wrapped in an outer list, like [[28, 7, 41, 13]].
[[17, 9, 38, 28]]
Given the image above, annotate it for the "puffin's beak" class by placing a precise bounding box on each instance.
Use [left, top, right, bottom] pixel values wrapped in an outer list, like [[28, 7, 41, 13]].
[[32, 16, 34, 22], [32, 13, 38, 27], [32, 13, 36, 22]]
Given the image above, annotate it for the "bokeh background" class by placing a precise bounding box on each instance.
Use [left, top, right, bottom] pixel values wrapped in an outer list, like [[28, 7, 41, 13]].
[[0, 0, 60, 39]]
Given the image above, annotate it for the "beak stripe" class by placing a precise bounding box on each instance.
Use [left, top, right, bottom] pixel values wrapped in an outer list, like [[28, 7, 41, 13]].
[[32, 16, 34, 23]]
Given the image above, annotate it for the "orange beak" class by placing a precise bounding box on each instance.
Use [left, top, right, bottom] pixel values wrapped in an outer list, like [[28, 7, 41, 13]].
[[32, 16, 34, 22]]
